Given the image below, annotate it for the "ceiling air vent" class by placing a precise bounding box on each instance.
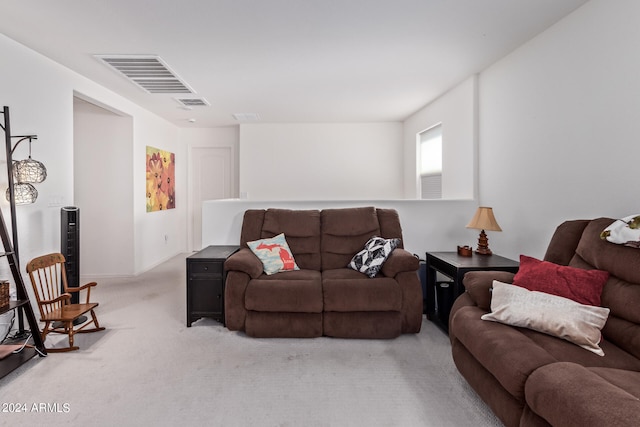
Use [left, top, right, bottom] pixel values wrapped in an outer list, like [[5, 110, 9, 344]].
[[233, 113, 261, 121], [175, 98, 210, 107], [95, 55, 195, 94]]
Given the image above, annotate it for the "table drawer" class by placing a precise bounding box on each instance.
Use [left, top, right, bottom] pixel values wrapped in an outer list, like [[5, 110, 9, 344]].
[[189, 261, 222, 275]]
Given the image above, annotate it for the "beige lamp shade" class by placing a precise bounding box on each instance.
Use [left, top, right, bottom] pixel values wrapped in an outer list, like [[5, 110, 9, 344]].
[[466, 207, 501, 255], [466, 207, 502, 232]]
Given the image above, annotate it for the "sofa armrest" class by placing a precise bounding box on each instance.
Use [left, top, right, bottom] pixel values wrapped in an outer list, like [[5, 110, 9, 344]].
[[526, 362, 640, 427], [224, 248, 263, 279], [224, 270, 251, 331], [381, 248, 419, 277], [463, 270, 516, 311]]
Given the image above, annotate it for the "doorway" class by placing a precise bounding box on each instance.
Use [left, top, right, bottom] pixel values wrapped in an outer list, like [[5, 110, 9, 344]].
[[190, 147, 233, 251]]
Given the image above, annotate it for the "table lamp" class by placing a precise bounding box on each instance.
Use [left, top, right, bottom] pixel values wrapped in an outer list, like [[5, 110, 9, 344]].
[[466, 206, 502, 255]]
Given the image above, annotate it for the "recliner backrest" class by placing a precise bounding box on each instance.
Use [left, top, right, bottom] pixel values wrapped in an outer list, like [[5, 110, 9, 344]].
[[239, 207, 405, 272], [320, 206, 406, 271], [239, 208, 322, 270], [321, 206, 381, 270], [546, 218, 640, 359], [571, 218, 640, 359]]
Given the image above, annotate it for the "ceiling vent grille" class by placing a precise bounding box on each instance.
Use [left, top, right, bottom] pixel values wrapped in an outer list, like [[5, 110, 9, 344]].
[[175, 98, 210, 107], [95, 55, 195, 94], [233, 113, 261, 121]]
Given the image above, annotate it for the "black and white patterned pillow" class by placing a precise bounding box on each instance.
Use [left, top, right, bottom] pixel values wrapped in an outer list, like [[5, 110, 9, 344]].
[[348, 236, 401, 278]]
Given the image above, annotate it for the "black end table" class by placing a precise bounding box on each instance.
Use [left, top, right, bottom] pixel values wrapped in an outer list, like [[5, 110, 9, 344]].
[[425, 251, 519, 333], [186, 245, 240, 327]]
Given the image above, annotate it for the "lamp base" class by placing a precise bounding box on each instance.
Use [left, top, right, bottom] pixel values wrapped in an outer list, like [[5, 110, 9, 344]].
[[475, 230, 493, 256]]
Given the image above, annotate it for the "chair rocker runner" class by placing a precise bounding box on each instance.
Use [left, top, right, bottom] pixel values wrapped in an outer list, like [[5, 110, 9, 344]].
[[26, 253, 104, 352]]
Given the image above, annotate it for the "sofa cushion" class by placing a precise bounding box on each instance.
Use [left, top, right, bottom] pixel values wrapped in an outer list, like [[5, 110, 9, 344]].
[[322, 268, 401, 312], [245, 312, 322, 338], [600, 315, 640, 361], [261, 209, 322, 271], [513, 254, 608, 306], [482, 281, 610, 356], [321, 207, 381, 270], [348, 236, 400, 278], [247, 233, 300, 275], [323, 311, 401, 339], [376, 208, 405, 249], [518, 327, 640, 370], [245, 269, 322, 313], [588, 366, 640, 399], [450, 305, 558, 400]]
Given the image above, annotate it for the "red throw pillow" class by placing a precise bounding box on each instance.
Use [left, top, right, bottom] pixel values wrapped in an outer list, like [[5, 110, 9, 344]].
[[512, 255, 609, 306]]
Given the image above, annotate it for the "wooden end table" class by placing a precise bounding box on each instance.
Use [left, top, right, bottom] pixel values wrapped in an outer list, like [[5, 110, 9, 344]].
[[425, 251, 519, 333], [186, 245, 240, 327]]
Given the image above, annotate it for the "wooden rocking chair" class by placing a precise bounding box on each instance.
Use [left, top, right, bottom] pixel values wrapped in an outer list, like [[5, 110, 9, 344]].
[[26, 253, 104, 352]]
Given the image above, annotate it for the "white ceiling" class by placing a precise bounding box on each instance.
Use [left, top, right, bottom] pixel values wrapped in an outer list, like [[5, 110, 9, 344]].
[[0, 0, 589, 128]]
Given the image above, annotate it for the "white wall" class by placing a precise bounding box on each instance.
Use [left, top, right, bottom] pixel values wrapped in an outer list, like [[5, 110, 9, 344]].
[[0, 33, 186, 280], [0, 35, 76, 277], [478, 0, 640, 260], [403, 76, 477, 200], [239, 123, 404, 200], [133, 114, 185, 274], [74, 97, 134, 276]]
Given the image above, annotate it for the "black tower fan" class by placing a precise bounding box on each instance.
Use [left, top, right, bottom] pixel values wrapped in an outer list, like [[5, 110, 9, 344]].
[[61, 206, 80, 304]]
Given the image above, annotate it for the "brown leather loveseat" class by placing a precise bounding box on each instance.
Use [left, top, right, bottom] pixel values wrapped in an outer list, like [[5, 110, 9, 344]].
[[224, 206, 422, 339], [449, 218, 640, 426]]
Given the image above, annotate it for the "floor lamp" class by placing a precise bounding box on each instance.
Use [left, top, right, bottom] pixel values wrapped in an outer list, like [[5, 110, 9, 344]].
[[1, 106, 47, 336]]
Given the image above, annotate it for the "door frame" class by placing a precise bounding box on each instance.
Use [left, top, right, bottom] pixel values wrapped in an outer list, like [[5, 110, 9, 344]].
[[188, 146, 235, 252]]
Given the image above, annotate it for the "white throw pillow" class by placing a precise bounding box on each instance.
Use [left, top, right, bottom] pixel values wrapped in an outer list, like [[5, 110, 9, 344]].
[[481, 281, 610, 356], [601, 214, 640, 248]]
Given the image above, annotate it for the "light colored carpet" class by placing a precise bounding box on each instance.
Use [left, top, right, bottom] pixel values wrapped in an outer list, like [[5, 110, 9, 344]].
[[0, 253, 502, 427]]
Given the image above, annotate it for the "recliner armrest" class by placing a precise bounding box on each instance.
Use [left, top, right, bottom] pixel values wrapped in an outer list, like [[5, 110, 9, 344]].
[[224, 248, 264, 279], [381, 248, 419, 277], [526, 362, 640, 427], [463, 270, 516, 311]]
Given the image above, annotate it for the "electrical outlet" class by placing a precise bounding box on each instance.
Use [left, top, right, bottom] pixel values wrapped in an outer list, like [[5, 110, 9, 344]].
[[48, 195, 64, 207]]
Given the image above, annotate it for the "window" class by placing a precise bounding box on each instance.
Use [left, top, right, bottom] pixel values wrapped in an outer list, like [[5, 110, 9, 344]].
[[418, 124, 442, 199]]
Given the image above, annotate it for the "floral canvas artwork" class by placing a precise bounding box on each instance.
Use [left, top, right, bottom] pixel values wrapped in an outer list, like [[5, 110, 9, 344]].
[[146, 146, 175, 212]]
